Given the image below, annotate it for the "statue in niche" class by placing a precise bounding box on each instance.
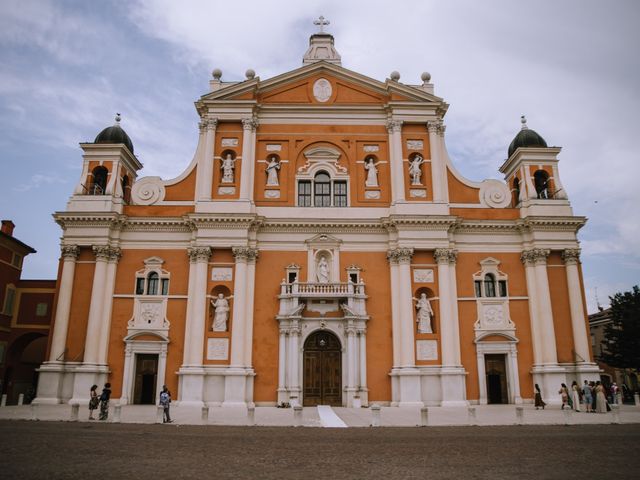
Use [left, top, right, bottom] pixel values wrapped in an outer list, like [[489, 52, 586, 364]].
[[414, 293, 434, 333], [364, 157, 381, 187], [221, 153, 236, 183], [265, 156, 281, 186], [316, 256, 330, 283], [408, 154, 425, 186], [211, 293, 233, 331]]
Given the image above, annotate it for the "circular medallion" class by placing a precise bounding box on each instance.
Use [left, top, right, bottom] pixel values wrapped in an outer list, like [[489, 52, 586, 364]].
[[313, 78, 332, 102]]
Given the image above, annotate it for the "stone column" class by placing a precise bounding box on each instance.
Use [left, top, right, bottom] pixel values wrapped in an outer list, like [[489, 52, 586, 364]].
[[288, 322, 301, 405], [185, 247, 212, 366], [447, 249, 462, 365], [358, 328, 368, 404], [428, 121, 445, 203], [196, 118, 217, 201], [396, 248, 415, 367], [531, 249, 557, 364], [387, 119, 405, 204], [521, 251, 543, 366], [182, 249, 199, 366], [346, 324, 357, 404], [230, 247, 250, 367], [562, 249, 591, 363], [435, 248, 457, 366], [83, 246, 111, 364], [387, 250, 401, 368], [97, 247, 121, 364], [240, 118, 258, 202], [277, 326, 288, 403], [243, 248, 259, 367], [48, 245, 79, 362]]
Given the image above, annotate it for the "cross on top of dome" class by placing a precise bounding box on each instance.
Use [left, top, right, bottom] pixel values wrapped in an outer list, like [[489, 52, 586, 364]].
[[313, 15, 330, 33]]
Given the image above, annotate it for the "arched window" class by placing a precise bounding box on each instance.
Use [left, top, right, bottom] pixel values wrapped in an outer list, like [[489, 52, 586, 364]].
[[513, 177, 520, 204], [146, 272, 159, 295], [533, 170, 549, 199], [484, 274, 496, 297], [91, 166, 108, 195], [297, 170, 347, 207]]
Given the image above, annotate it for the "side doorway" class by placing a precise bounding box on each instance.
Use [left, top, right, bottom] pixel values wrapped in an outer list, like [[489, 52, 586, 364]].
[[303, 331, 342, 406], [133, 354, 158, 404]]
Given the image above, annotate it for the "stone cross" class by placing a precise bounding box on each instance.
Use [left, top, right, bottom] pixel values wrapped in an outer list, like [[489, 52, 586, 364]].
[[313, 15, 330, 33]]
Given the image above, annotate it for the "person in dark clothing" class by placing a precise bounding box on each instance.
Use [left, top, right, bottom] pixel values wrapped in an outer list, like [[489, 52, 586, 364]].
[[159, 385, 172, 423], [99, 382, 111, 421]]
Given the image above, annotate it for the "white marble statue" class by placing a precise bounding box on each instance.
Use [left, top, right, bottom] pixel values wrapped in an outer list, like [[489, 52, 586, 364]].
[[265, 156, 281, 186], [211, 293, 233, 331], [221, 154, 236, 183], [414, 293, 434, 333], [408, 154, 424, 186], [316, 256, 330, 283], [364, 157, 380, 187]]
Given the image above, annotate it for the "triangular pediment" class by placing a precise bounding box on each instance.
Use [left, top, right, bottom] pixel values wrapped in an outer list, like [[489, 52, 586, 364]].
[[201, 61, 443, 106]]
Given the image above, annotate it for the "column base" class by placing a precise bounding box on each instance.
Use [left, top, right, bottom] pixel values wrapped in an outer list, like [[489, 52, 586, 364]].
[[176, 366, 206, 407], [69, 364, 110, 405], [390, 367, 424, 407], [222, 367, 254, 407], [440, 366, 468, 407], [33, 362, 79, 405], [532, 364, 570, 406]]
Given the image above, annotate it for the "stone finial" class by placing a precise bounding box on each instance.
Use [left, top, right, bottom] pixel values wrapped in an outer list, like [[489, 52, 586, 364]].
[[115, 113, 121, 124], [212, 68, 222, 80], [421, 72, 431, 84], [245, 69, 255, 80], [390, 71, 400, 82], [521, 115, 528, 130]]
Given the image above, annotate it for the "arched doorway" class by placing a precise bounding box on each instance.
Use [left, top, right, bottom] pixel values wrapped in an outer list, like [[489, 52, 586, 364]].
[[303, 330, 341, 406]]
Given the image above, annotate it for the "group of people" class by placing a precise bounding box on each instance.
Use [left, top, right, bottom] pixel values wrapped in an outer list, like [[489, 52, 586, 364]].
[[88, 383, 172, 423], [535, 380, 613, 413]]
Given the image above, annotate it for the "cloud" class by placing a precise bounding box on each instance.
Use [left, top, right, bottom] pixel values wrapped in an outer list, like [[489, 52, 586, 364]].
[[14, 173, 68, 192]]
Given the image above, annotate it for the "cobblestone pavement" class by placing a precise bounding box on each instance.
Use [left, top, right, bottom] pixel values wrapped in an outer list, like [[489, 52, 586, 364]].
[[3, 421, 639, 479]]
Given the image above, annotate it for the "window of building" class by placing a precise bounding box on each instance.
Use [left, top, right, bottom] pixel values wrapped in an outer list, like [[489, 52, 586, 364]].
[[297, 170, 348, 207], [36, 302, 48, 317], [134, 257, 170, 296], [533, 170, 550, 199], [90, 166, 108, 195], [2, 285, 16, 315], [513, 177, 520, 204], [11, 253, 23, 269], [473, 259, 508, 298]]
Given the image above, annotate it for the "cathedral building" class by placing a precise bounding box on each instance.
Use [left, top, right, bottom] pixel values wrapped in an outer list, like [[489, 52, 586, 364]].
[[35, 23, 599, 408]]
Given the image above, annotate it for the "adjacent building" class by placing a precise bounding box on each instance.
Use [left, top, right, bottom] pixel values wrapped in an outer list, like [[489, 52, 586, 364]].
[[35, 24, 599, 408]]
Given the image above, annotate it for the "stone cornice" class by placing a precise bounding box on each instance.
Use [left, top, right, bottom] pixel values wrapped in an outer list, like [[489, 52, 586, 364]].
[[260, 219, 386, 234], [54, 212, 122, 231], [451, 220, 520, 234], [185, 214, 260, 231], [517, 216, 587, 234], [383, 215, 458, 232]]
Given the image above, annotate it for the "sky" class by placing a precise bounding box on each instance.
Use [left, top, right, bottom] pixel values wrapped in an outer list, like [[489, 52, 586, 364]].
[[0, 0, 638, 312]]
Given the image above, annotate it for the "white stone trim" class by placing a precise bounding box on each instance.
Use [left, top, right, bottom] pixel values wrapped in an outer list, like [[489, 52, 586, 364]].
[[120, 332, 169, 405]]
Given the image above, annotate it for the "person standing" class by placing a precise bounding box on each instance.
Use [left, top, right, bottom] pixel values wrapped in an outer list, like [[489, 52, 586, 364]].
[[534, 383, 546, 410], [98, 382, 111, 421], [89, 384, 99, 420], [582, 380, 593, 413], [571, 381, 581, 412], [595, 381, 607, 413], [159, 385, 172, 424], [559, 383, 570, 410]]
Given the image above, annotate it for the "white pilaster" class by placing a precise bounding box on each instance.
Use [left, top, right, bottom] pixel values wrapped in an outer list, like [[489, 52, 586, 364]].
[[428, 121, 445, 203], [277, 326, 288, 403], [447, 250, 462, 365], [358, 328, 368, 405], [196, 118, 217, 201], [346, 325, 357, 405], [181, 251, 199, 366], [83, 246, 110, 364], [288, 323, 301, 405], [243, 249, 258, 366], [229, 247, 249, 367], [522, 256, 543, 365], [97, 247, 120, 364], [239, 118, 258, 202], [396, 249, 415, 367], [186, 247, 212, 365], [387, 251, 401, 368], [531, 249, 557, 364], [435, 249, 456, 367], [48, 246, 79, 362], [562, 249, 591, 363], [387, 120, 405, 204]]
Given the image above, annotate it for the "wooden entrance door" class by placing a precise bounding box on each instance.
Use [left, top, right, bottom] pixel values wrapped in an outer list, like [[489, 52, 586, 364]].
[[485, 354, 508, 404], [303, 331, 342, 406], [133, 354, 158, 404]]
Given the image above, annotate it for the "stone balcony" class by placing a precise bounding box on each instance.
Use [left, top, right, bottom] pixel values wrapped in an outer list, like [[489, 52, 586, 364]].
[[277, 281, 367, 318]]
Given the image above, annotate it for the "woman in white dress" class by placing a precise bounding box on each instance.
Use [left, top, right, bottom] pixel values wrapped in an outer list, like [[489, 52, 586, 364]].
[[571, 381, 581, 412], [595, 381, 607, 413]]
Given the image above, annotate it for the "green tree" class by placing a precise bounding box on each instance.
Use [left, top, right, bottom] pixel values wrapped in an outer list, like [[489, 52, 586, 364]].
[[599, 285, 640, 370]]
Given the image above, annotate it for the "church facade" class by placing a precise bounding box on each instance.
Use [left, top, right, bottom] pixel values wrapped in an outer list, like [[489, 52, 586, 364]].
[[35, 27, 599, 408]]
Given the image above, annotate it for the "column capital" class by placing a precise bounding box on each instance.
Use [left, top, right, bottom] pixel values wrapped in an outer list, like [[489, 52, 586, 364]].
[[107, 246, 122, 262], [386, 119, 403, 133], [187, 246, 212, 263], [232, 246, 259, 262], [437, 120, 446, 136], [561, 248, 581, 266], [241, 117, 259, 131], [521, 248, 550, 266], [92, 245, 112, 261], [199, 117, 218, 133], [387, 247, 414, 265], [61, 245, 79, 260], [345, 326, 358, 336], [434, 248, 457, 265], [427, 121, 439, 134]]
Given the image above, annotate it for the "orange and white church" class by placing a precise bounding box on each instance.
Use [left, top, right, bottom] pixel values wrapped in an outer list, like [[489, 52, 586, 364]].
[[35, 22, 600, 409]]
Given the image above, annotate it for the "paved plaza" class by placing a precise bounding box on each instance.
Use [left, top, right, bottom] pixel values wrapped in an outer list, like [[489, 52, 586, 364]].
[[2, 420, 639, 479]]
